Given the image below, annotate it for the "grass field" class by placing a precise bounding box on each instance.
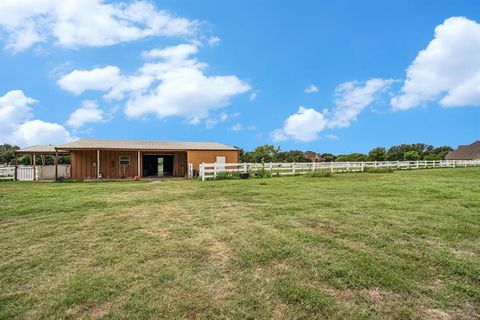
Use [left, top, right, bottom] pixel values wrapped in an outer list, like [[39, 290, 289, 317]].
[[1, 168, 479, 319]]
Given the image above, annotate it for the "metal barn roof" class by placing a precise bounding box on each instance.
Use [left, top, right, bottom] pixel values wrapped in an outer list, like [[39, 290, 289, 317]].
[[57, 139, 237, 151]]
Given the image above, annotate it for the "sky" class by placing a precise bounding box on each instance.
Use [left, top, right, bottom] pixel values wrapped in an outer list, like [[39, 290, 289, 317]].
[[0, 0, 479, 154]]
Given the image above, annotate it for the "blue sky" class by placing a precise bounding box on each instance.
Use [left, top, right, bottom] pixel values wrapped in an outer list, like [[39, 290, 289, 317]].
[[0, 0, 479, 153]]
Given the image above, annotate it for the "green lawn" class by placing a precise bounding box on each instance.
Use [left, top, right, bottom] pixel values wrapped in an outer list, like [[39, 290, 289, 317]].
[[1, 168, 479, 319]]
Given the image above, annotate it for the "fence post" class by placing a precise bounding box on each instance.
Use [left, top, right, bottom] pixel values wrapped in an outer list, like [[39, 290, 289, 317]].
[[330, 161, 334, 173], [269, 162, 273, 173], [243, 162, 247, 173], [292, 162, 296, 175], [200, 163, 205, 181], [213, 163, 217, 180], [361, 162, 364, 172]]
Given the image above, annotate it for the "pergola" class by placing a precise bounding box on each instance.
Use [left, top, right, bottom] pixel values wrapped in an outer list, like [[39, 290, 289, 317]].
[[15, 145, 69, 180]]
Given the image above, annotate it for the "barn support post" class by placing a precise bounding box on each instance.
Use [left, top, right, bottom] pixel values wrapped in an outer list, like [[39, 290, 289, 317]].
[[54, 151, 58, 180], [14, 152, 17, 181], [137, 150, 141, 178], [32, 153, 36, 181], [97, 149, 100, 179]]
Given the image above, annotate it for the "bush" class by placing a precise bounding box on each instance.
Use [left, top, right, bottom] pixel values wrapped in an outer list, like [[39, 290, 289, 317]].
[[308, 170, 332, 177], [365, 167, 394, 174], [215, 171, 240, 180], [252, 168, 272, 178]]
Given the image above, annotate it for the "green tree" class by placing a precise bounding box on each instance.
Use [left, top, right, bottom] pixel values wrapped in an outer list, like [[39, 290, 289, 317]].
[[335, 153, 368, 162], [319, 153, 336, 162], [0, 144, 19, 164], [430, 146, 453, 160], [278, 150, 310, 162], [404, 151, 421, 161], [368, 147, 387, 161], [387, 143, 434, 160], [248, 145, 281, 163]]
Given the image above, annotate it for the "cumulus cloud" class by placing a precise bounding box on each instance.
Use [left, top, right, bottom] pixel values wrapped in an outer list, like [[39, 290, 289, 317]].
[[13, 120, 74, 146], [58, 43, 251, 124], [67, 100, 105, 129], [0, 90, 73, 146], [304, 84, 319, 94], [272, 79, 393, 142], [272, 107, 328, 142], [57, 66, 122, 95], [0, 0, 198, 52], [391, 17, 480, 110]]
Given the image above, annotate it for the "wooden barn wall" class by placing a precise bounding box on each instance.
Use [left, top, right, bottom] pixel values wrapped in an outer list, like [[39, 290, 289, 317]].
[[71, 150, 139, 179], [70, 150, 188, 179], [187, 150, 239, 171], [173, 152, 187, 177]]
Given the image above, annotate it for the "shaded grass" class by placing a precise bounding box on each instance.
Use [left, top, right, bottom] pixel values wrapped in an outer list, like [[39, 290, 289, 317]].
[[0, 168, 479, 319]]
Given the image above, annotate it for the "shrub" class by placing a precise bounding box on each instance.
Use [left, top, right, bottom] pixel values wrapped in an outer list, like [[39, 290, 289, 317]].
[[365, 167, 394, 174], [215, 171, 240, 180], [308, 170, 332, 177], [252, 168, 272, 178]]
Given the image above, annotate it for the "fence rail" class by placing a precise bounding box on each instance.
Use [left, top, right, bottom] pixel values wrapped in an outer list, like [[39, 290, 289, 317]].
[[199, 160, 480, 181]]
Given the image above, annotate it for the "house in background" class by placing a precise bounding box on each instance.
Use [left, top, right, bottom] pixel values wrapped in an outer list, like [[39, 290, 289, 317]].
[[445, 141, 480, 160], [56, 139, 238, 179], [303, 151, 321, 162]]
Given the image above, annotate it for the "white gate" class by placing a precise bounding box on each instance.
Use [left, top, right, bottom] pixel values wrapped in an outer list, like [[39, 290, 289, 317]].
[[16, 166, 35, 180]]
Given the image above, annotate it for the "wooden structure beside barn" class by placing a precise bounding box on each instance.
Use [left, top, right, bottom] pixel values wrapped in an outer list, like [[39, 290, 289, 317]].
[[57, 139, 238, 179]]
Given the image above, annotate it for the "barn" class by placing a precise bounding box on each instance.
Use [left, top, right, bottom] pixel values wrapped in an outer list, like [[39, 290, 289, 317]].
[[57, 139, 238, 179]]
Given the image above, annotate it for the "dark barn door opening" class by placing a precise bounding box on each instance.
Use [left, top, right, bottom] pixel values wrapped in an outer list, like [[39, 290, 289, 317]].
[[143, 154, 174, 177]]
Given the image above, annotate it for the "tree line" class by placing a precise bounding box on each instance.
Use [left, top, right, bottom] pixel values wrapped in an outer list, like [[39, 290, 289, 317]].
[[1, 143, 453, 165], [237, 143, 453, 163]]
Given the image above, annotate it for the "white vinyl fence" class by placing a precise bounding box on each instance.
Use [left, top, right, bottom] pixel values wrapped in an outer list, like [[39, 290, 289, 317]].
[[199, 160, 480, 181], [0, 165, 71, 181]]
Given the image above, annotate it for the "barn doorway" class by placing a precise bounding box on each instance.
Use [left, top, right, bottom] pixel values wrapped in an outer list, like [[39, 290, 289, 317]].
[[143, 154, 174, 177]]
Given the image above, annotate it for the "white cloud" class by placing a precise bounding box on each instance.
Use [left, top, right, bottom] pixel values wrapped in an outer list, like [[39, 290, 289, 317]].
[[58, 43, 251, 123], [0, 90, 73, 146], [249, 92, 257, 101], [329, 78, 394, 128], [0, 0, 198, 52], [208, 36, 220, 47], [272, 78, 393, 142], [304, 84, 319, 94], [391, 17, 480, 110], [230, 123, 243, 131], [272, 107, 328, 142], [67, 100, 105, 128], [13, 120, 73, 146], [57, 66, 122, 95]]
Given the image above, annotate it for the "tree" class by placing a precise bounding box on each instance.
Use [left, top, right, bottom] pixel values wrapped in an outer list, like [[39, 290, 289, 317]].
[[246, 145, 280, 163], [404, 151, 421, 161], [335, 153, 368, 162], [0, 144, 19, 165], [387, 143, 434, 160], [278, 150, 310, 162], [368, 147, 387, 161], [430, 146, 453, 160], [319, 153, 336, 162]]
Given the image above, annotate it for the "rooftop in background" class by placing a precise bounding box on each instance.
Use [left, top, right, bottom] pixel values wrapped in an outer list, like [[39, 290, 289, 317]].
[[445, 141, 480, 160], [16, 145, 68, 154], [57, 139, 238, 151]]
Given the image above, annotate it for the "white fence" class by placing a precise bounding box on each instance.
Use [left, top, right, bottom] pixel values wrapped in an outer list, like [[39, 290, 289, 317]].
[[0, 165, 71, 181], [199, 160, 480, 181]]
